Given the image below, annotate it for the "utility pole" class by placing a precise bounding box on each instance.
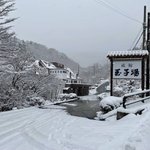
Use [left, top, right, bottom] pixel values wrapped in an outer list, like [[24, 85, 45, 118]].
[[76, 64, 80, 79], [143, 6, 147, 49], [147, 13, 150, 51], [146, 12, 150, 90]]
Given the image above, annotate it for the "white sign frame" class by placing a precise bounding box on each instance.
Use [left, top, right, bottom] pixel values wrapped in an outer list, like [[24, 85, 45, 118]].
[[113, 60, 142, 79]]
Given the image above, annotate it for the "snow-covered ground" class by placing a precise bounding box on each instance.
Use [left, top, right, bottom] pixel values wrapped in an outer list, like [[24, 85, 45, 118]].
[[0, 105, 150, 150]]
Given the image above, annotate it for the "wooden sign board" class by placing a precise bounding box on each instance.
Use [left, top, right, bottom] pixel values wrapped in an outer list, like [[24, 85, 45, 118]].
[[113, 60, 141, 79], [107, 50, 149, 96]]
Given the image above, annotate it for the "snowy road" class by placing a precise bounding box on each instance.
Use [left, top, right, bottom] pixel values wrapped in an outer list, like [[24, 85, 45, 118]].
[[0, 106, 150, 150]]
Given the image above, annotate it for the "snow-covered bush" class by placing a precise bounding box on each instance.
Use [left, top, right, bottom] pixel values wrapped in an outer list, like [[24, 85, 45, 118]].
[[113, 87, 125, 97], [113, 80, 141, 97], [25, 96, 45, 106], [99, 96, 122, 113], [0, 102, 13, 112], [58, 93, 77, 101], [69, 93, 77, 99]]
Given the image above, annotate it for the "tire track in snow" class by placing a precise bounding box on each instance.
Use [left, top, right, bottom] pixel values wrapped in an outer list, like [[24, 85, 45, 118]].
[[19, 109, 65, 150], [0, 108, 48, 147]]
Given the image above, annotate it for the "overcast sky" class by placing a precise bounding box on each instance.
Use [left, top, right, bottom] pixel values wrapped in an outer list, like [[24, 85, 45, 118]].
[[12, 0, 149, 67]]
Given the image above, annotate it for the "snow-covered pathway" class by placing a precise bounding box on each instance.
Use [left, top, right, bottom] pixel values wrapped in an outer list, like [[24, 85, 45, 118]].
[[0, 107, 149, 150]]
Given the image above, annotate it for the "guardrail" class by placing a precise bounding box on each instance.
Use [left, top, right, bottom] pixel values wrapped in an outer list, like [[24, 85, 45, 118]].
[[123, 89, 150, 108]]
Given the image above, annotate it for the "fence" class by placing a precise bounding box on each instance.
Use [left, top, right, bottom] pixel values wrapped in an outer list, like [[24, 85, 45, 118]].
[[123, 89, 150, 108]]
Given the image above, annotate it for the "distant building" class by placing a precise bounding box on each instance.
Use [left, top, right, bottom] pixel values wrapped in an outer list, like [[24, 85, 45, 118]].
[[48, 68, 69, 80]]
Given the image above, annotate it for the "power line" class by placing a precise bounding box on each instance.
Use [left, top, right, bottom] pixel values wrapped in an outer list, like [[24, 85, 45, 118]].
[[130, 27, 143, 50], [132, 31, 143, 50], [94, 0, 142, 24]]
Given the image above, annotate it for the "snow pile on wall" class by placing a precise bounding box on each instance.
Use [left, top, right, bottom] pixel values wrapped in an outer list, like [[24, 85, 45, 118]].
[[99, 96, 122, 113]]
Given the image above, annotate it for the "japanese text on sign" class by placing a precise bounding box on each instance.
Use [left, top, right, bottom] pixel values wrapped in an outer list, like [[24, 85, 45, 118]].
[[113, 60, 141, 79]]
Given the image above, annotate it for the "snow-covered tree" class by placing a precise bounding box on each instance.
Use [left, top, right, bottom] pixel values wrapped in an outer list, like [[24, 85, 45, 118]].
[[0, 0, 16, 62], [0, 0, 65, 111], [0, 39, 64, 110]]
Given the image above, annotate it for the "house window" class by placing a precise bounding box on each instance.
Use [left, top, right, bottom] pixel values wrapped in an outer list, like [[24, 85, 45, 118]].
[[74, 80, 77, 83]]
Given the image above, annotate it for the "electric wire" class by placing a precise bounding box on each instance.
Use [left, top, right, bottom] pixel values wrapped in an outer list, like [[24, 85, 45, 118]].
[[93, 0, 144, 50], [94, 0, 142, 24], [130, 27, 143, 50], [132, 31, 143, 50]]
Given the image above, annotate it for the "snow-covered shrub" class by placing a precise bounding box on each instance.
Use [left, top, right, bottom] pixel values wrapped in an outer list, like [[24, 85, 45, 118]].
[[113, 80, 141, 96], [25, 96, 45, 106], [0, 102, 13, 112], [69, 93, 77, 99], [58, 93, 77, 101], [99, 96, 122, 113], [113, 87, 125, 97]]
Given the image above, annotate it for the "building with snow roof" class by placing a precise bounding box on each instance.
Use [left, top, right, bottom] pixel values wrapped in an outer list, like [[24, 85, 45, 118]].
[[33, 60, 82, 83], [33, 60, 89, 96]]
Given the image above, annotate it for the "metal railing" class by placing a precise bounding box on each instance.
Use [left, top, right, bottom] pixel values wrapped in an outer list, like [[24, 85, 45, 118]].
[[123, 89, 150, 108]]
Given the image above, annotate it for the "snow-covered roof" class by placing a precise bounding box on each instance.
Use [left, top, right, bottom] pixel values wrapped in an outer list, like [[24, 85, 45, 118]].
[[40, 60, 56, 69], [107, 50, 149, 58], [33, 60, 56, 69]]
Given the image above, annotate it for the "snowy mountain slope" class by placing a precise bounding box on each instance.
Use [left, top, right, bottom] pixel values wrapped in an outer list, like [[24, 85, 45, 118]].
[[0, 106, 150, 150]]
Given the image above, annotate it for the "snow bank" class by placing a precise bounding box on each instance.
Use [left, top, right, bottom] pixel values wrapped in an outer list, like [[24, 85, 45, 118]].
[[123, 109, 150, 150]]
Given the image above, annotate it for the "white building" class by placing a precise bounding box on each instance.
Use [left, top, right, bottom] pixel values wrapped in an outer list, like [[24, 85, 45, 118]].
[[49, 62, 82, 84]]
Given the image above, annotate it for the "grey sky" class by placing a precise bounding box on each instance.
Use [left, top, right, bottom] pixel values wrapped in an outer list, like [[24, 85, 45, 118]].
[[12, 0, 149, 67]]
